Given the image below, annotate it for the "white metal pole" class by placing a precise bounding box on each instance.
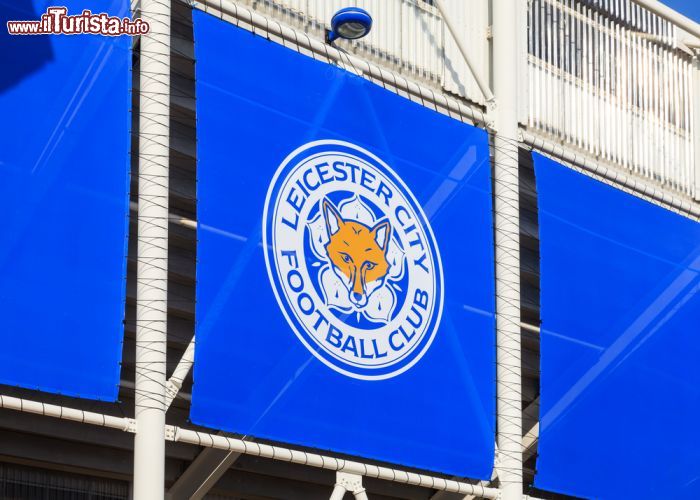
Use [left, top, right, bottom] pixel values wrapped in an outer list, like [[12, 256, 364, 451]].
[[168, 426, 501, 498], [492, 0, 523, 498], [0, 395, 136, 432], [633, 0, 700, 41], [692, 56, 700, 201], [134, 0, 171, 498]]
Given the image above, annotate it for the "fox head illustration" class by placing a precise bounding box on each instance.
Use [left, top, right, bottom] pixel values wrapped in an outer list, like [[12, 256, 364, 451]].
[[322, 198, 392, 308]]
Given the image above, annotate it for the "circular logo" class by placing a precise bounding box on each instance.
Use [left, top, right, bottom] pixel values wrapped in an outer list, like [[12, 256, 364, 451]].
[[263, 140, 443, 380]]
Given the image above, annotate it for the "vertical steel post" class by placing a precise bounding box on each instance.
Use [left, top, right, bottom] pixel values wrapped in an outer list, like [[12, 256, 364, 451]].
[[492, 0, 524, 498], [134, 0, 171, 498], [692, 55, 700, 201]]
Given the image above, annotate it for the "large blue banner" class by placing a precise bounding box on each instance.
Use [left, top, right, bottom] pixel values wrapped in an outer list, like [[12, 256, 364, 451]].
[[534, 153, 700, 499], [0, 0, 131, 400], [192, 11, 495, 477]]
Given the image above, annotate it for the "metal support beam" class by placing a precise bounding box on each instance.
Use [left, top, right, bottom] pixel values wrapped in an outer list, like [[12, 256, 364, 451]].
[[0, 395, 136, 433], [439, 471, 497, 500], [329, 484, 347, 500], [433, 0, 496, 105], [0, 394, 507, 498], [633, 0, 700, 41], [522, 422, 539, 463], [166, 441, 241, 500], [167, 426, 501, 498], [492, 0, 524, 499], [134, 0, 171, 498], [165, 339, 195, 409], [693, 56, 700, 201], [521, 397, 540, 463]]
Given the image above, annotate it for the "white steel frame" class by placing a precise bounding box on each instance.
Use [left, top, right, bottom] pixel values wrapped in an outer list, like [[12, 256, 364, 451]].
[[492, 1, 525, 498], [0, 1, 698, 499]]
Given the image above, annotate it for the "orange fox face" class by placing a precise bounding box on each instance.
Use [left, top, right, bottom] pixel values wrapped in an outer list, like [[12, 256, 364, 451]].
[[323, 199, 391, 308]]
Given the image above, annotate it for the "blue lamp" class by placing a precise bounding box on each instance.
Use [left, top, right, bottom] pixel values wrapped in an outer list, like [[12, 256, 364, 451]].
[[326, 7, 373, 44]]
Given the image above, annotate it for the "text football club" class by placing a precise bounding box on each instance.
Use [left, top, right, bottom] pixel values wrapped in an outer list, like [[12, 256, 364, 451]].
[[263, 140, 444, 380]]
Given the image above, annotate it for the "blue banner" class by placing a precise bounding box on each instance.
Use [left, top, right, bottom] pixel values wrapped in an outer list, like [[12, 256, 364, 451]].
[[192, 11, 495, 478], [0, 0, 131, 400], [534, 153, 700, 499]]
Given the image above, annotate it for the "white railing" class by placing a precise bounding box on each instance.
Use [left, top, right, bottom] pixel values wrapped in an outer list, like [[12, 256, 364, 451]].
[[527, 0, 696, 197], [232, 0, 491, 105], [226, 0, 696, 197]]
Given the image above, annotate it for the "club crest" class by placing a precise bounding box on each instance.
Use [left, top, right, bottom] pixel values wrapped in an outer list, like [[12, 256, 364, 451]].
[[263, 140, 443, 380]]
